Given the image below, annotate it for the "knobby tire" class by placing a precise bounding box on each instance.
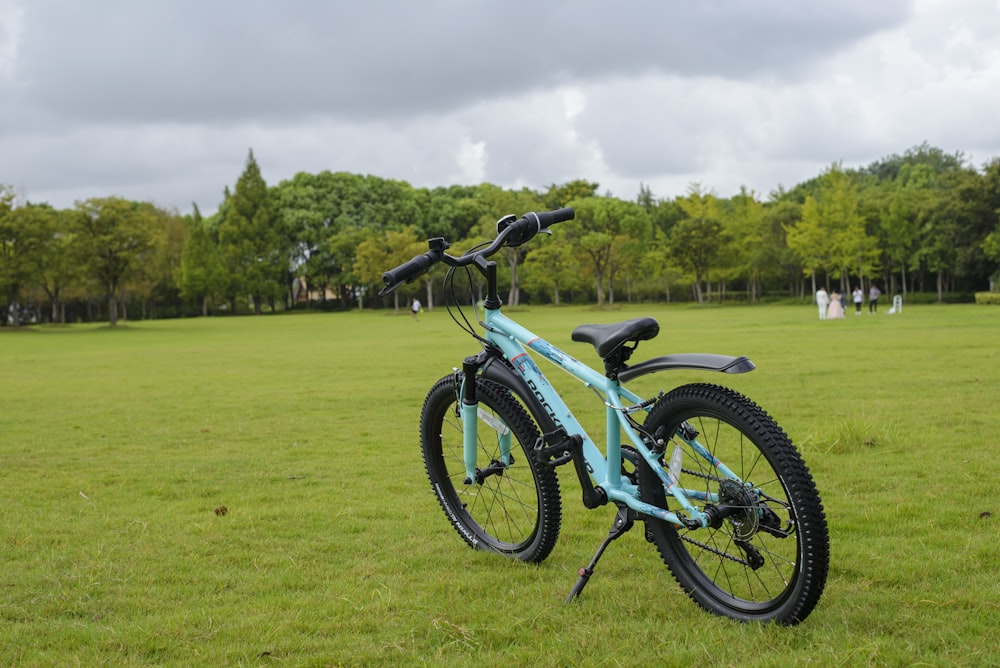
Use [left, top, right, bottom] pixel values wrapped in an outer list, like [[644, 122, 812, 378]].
[[638, 383, 829, 625], [420, 375, 562, 562]]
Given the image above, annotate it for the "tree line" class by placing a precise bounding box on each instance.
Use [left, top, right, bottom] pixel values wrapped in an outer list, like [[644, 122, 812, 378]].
[[3, 143, 1000, 327]]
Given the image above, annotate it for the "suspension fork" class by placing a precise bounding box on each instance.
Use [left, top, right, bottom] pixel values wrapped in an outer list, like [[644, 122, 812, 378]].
[[459, 356, 479, 484], [459, 353, 517, 485], [459, 257, 508, 484]]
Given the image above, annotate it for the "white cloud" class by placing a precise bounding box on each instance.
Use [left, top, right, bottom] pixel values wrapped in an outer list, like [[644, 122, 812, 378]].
[[453, 136, 486, 185], [3, 0, 1000, 213], [0, 2, 24, 78]]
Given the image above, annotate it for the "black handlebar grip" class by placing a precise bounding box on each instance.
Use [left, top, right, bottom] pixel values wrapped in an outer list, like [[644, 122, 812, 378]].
[[535, 207, 575, 228], [381, 251, 436, 287], [502, 207, 576, 247]]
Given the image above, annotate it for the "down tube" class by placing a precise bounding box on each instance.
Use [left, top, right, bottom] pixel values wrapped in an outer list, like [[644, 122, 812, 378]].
[[485, 332, 608, 484]]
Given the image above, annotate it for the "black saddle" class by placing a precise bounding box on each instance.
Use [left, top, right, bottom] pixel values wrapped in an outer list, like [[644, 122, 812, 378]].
[[571, 317, 660, 359]]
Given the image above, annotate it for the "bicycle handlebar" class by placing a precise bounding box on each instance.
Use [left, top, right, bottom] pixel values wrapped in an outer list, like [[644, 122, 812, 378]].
[[379, 207, 574, 295], [498, 207, 575, 247], [380, 248, 444, 291]]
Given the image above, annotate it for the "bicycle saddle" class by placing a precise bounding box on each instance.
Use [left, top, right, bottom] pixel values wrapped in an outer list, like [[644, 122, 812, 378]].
[[571, 317, 660, 359]]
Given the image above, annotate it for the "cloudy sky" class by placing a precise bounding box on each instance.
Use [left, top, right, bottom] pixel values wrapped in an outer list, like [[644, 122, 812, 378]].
[[2, 1, 999, 216]]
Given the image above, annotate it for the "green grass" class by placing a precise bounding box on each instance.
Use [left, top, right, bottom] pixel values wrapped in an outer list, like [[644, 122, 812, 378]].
[[2, 304, 998, 666]]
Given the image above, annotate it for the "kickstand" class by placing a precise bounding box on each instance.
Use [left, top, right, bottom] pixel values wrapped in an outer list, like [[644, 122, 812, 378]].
[[564, 504, 635, 604]]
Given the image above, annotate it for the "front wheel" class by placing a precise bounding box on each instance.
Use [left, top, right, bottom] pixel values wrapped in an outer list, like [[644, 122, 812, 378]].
[[639, 383, 829, 624], [420, 374, 562, 562]]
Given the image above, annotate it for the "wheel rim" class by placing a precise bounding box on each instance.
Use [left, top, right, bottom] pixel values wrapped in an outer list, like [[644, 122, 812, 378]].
[[435, 398, 542, 552], [656, 410, 803, 612]]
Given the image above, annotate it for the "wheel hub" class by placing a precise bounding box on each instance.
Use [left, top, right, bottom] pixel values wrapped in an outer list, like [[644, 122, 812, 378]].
[[717, 479, 759, 540]]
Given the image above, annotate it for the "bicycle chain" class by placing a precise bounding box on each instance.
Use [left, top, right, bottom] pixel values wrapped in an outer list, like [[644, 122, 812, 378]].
[[674, 467, 754, 566], [666, 463, 779, 566], [679, 533, 753, 567], [681, 467, 722, 482]]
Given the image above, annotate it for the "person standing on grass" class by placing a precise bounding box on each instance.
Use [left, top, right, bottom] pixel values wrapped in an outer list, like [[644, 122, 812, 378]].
[[827, 291, 845, 319], [816, 287, 830, 320], [869, 284, 881, 314], [411, 297, 422, 320], [853, 287, 863, 315]]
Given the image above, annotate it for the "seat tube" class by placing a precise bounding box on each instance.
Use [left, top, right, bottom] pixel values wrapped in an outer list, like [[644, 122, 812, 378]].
[[606, 402, 622, 489]]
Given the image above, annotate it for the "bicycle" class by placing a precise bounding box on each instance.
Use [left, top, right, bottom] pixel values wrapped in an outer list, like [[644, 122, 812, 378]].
[[379, 208, 829, 625]]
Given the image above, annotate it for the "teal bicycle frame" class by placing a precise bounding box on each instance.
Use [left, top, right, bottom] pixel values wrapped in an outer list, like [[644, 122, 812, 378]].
[[381, 209, 828, 621], [463, 306, 742, 530]]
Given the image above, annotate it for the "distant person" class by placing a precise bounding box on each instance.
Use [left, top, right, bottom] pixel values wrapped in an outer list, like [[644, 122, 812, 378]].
[[869, 284, 881, 314], [411, 297, 422, 320], [815, 287, 830, 320], [852, 287, 863, 315], [827, 291, 845, 319]]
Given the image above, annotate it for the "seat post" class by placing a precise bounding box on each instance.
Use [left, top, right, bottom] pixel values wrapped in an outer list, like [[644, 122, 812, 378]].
[[603, 347, 632, 380]]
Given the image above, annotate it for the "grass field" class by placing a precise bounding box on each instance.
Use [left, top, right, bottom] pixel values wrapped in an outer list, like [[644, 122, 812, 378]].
[[2, 303, 998, 666]]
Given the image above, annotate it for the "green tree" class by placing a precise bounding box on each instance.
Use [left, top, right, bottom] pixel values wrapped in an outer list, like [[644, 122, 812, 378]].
[[0, 191, 54, 327], [761, 197, 804, 297], [418, 185, 485, 241], [72, 196, 154, 326], [670, 186, 726, 303], [542, 179, 598, 210], [864, 142, 966, 181], [177, 204, 227, 316], [823, 166, 877, 293], [871, 164, 935, 297], [916, 168, 988, 300], [30, 206, 76, 323], [273, 170, 435, 309], [521, 231, 584, 304], [327, 227, 375, 309], [984, 227, 1000, 291], [565, 196, 651, 306], [721, 187, 769, 302], [982, 159, 1000, 291], [786, 165, 875, 295], [639, 228, 683, 302], [217, 150, 285, 315], [354, 227, 423, 311], [124, 203, 185, 319], [608, 233, 646, 303], [472, 185, 544, 307], [786, 195, 830, 295]]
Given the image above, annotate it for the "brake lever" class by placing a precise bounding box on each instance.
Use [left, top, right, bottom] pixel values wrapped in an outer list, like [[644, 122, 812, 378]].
[[378, 280, 405, 297]]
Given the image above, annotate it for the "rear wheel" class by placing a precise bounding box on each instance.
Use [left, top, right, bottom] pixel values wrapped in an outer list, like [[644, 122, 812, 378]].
[[420, 375, 562, 562], [639, 383, 829, 624]]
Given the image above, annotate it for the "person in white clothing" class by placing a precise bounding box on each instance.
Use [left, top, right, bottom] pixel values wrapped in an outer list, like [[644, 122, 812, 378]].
[[815, 288, 829, 320]]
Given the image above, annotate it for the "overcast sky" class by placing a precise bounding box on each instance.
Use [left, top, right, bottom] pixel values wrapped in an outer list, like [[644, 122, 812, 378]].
[[2, 1, 999, 216]]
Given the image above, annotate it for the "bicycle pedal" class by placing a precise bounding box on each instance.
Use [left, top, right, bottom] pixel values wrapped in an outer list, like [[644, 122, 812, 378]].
[[532, 429, 580, 468]]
